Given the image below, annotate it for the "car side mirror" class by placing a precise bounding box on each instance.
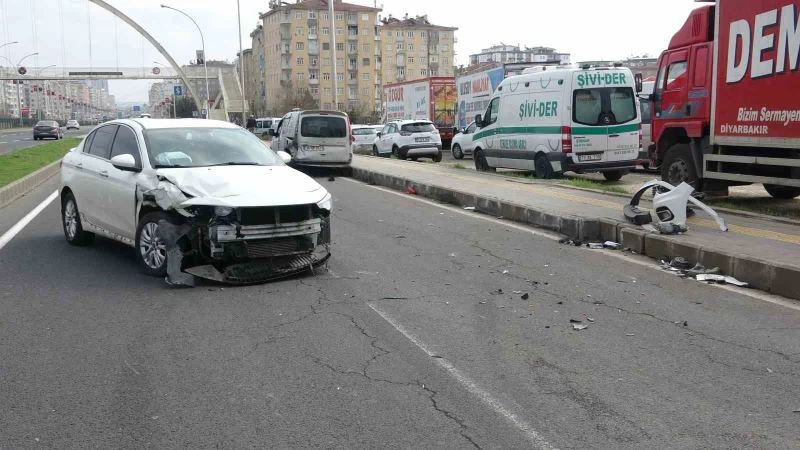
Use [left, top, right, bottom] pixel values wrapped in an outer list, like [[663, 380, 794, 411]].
[[110, 154, 140, 172], [376, 131, 383, 137], [277, 151, 292, 164], [474, 114, 483, 127], [634, 73, 643, 93]]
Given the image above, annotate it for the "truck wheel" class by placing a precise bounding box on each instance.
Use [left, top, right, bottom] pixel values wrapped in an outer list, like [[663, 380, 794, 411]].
[[661, 143, 698, 187], [602, 170, 627, 182], [534, 154, 555, 179], [763, 184, 800, 199], [474, 149, 495, 172], [452, 144, 464, 160]]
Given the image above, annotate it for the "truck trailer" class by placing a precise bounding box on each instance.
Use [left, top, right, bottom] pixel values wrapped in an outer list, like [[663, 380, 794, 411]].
[[383, 77, 457, 147]]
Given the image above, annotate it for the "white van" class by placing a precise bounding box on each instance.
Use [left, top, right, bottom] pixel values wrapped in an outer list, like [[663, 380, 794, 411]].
[[254, 117, 281, 138], [472, 65, 646, 181], [271, 110, 353, 168]]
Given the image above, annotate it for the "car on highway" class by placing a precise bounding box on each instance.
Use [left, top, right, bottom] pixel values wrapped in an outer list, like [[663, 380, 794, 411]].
[[66, 119, 81, 130], [351, 125, 379, 155], [33, 120, 64, 140], [271, 110, 353, 169], [373, 119, 443, 162], [59, 118, 332, 285], [450, 121, 477, 160]]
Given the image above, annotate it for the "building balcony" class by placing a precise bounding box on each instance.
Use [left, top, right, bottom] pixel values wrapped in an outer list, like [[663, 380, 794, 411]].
[[348, 34, 358, 41], [347, 16, 357, 25], [308, 47, 319, 55], [281, 61, 291, 70], [279, 13, 291, 24], [347, 78, 358, 85], [374, 35, 381, 41], [347, 48, 358, 56], [308, 78, 319, 85]]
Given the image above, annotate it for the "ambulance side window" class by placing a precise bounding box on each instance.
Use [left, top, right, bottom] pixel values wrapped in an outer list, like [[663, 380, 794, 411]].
[[485, 98, 500, 126]]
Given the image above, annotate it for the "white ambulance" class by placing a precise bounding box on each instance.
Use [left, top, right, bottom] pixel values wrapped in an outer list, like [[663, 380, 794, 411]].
[[471, 65, 645, 181]]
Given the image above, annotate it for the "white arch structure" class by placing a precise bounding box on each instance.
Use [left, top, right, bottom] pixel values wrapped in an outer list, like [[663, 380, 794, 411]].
[[87, 0, 204, 113]]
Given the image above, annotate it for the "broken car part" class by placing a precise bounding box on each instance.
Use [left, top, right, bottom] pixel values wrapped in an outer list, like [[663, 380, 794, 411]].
[[624, 181, 727, 233]]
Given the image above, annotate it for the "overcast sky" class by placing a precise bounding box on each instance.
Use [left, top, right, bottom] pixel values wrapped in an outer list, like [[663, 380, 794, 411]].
[[1, 0, 700, 103]]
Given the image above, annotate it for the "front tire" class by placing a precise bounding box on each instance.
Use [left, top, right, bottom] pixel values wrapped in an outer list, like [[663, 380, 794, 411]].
[[602, 170, 627, 182], [764, 184, 800, 199], [661, 143, 698, 187], [534, 154, 555, 179], [474, 149, 495, 172], [61, 192, 95, 246], [135, 212, 169, 277], [373, 145, 380, 157], [452, 144, 464, 160]]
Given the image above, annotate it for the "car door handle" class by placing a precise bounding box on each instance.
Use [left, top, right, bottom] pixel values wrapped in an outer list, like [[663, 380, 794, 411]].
[[98, 170, 109, 178]]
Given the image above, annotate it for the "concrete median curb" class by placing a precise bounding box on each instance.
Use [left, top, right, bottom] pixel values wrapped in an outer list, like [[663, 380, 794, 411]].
[[351, 166, 800, 301], [0, 159, 61, 210]]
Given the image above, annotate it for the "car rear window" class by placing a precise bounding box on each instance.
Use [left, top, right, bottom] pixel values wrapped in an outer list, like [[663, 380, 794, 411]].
[[573, 87, 637, 126], [401, 122, 435, 133], [36, 121, 57, 127], [352, 128, 377, 136], [300, 116, 347, 138]]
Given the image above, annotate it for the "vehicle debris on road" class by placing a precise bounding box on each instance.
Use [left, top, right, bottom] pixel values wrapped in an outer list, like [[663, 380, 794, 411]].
[[624, 180, 727, 234], [572, 324, 589, 331]]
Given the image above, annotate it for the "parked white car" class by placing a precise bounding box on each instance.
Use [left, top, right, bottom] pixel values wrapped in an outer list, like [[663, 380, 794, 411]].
[[373, 120, 442, 162], [351, 125, 379, 154], [450, 121, 478, 160], [66, 119, 81, 130], [59, 118, 332, 285]]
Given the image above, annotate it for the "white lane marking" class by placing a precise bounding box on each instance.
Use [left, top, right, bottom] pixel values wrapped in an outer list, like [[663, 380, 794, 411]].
[[340, 177, 564, 241], [343, 177, 800, 311], [367, 303, 557, 449], [0, 190, 59, 252]]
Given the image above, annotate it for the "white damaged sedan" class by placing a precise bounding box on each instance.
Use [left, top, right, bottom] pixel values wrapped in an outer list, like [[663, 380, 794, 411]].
[[59, 118, 332, 285]]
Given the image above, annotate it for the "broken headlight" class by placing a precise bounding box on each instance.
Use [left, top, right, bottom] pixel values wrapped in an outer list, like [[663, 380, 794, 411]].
[[214, 206, 235, 217], [316, 192, 332, 211]]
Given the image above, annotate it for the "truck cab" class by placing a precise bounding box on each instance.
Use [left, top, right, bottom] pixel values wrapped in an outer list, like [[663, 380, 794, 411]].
[[651, 4, 714, 188]]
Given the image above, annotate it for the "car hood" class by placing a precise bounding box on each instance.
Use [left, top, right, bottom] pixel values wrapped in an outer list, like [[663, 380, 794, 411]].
[[155, 165, 328, 208]]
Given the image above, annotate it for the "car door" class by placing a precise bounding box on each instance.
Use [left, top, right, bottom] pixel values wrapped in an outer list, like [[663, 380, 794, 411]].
[[103, 124, 143, 240], [378, 124, 392, 153], [79, 124, 118, 228], [272, 118, 286, 152], [481, 97, 501, 166], [463, 122, 477, 153]]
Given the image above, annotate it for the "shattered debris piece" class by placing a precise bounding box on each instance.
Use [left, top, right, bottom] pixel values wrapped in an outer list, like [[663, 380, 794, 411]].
[[587, 242, 604, 249], [502, 270, 509, 274], [572, 324, 589, 331], [394, 235, 407, 239], [669, 257, 694, 270], [603, 241, 622, 250], [695, 274, 749, 287], [463, 206, 476, 211], [569, 319, 583, 324], [407, 186, 417, 195], [587, 317, 595, 323], [559, 238, 584, 246], [328, 176, 336, 182], [625, 333, 635, 336], [521, 293, 530, 300]]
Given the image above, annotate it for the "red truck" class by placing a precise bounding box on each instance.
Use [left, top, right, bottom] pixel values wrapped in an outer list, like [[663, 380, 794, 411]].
[[649, 0, 800, 198]]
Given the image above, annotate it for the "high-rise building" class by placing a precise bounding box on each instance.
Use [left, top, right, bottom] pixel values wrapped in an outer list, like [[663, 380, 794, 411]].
[[255, 0, 382, 118], [379, 14, 457, 84], [468, 44, 570, 67]]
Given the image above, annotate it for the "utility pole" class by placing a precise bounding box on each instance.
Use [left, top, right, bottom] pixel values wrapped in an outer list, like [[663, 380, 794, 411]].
[[329, 0, 338, 110]]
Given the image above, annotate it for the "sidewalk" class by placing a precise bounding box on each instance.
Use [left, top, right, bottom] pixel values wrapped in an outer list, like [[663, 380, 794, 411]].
[[350, 156, 800, 300], [0, 127, 31, 134]]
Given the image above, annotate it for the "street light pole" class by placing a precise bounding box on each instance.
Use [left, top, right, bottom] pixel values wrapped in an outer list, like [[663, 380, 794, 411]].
[[161, 4, 209, 119], [237, 0, 246, 125], [329, 0, 338, 110], [10, 52, 39, 126]]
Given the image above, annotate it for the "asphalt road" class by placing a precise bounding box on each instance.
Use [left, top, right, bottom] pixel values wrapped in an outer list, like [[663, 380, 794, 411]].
[[1, 175, 799, 448], [0, 128, 89, 155]]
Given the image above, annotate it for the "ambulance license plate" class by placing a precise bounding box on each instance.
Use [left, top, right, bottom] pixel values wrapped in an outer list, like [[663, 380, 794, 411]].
[[578, 154, 602, 162]]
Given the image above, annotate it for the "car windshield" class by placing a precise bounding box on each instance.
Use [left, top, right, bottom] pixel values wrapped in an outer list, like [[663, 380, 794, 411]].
[[352, 128, 377, 136], [401, 122, 435, 133], [573, 87, 637, 126], [300, 116, 347, 138], [143, 127, 283, 168]]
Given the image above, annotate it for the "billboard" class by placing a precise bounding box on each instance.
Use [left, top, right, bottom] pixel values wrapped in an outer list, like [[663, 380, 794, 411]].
[[385, 80, 429, 121], [456, 67, 505, 128]]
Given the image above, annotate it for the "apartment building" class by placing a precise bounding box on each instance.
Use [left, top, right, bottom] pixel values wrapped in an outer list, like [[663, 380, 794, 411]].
[[379, 14, 457, 84], [469, 44, 571, 67], [256, 0, 382, 117]]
